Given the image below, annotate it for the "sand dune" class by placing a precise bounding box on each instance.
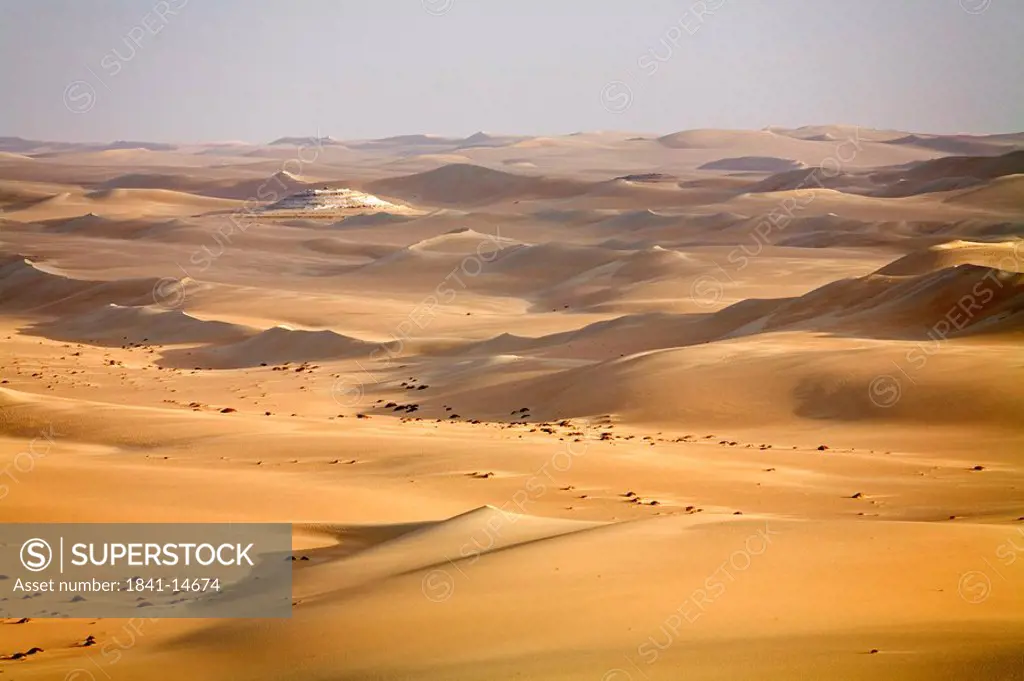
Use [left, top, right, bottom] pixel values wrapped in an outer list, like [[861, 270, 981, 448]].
[[348, 236, 702, 312], [1, 126, 1022, 681], [56, 512, 1016, 681], [97, 169, 319, 201], [885, 133, 1024, 156], [35, 212, 138, 236], [30, 213, 225, 243], [613, 172, 679, 184], [485, 242, 621, 280], [876, 239, 1023, 275], [502, 158, 539, 169], [351, 133, 460, 149], [219, 170, 321, 200], [866, 149, 1024, 199], [707, 213, 1024, 250], [529, 208, 618, 225], [769, 125, 909, 143], [300, 236, 399, 261], [944, 174, 1024, 211], [455, 131, 529, 149], [101, 140, 178, 152], [1, 186, 244, 221], [451, 241, 1021, 358], [30, 147, 238, 167], [505, 133, 629, 150], [876, 149, 1024, 185], [161, 324, 370, 368], [420, 240, 1022, 427], [269, 135, 346, 147], [405, 227, 523, 255], [655, 127, 951, 169], [329, 210, 416, 228], [870, 175, 984, 198], [591, 209, 683, 231], [0, 178, 81, 207], [390, 152, 475, 166], [0, 255, 183, 313], [740, 263, 1023, 338], [0, 135, 91, 154], [744, 166, 867, 193], [295, 506, 604, 594], [366, 163, 589, 206], [26, 304, 255, 346], [359, 228, 521, 274], [658, 128, 783, 149], [454, 312, 702, 361], [698, 156, 806, 172], [441, 329, 1024, 429]]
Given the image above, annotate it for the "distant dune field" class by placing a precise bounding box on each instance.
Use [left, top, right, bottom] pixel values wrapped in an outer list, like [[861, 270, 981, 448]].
[[1, 128, 1021, 681]]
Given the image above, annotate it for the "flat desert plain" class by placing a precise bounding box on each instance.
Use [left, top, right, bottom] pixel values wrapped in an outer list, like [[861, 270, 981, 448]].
[[0, 127, 1022, 680]]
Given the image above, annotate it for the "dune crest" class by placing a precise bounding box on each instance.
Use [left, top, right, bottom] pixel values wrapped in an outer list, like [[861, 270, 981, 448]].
[[160, 325, 370, 368], [27, 304, 255, 346], [0, 256, 182, 313], [366, 163, 589, 206]]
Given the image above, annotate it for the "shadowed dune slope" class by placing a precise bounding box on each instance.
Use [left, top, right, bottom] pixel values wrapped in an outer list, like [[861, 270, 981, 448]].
[[159, 325, 371, 368], [0, 256, 185, 313], [366, 163, 590, 206], [25, 304, 256, 346]]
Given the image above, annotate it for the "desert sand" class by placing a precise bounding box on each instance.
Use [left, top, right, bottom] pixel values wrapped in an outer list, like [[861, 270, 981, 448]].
[[1, 128, 1022, 680]]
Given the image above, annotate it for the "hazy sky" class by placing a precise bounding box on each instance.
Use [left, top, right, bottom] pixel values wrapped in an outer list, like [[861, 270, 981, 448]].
[[1, 0, 1021, 142]]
